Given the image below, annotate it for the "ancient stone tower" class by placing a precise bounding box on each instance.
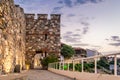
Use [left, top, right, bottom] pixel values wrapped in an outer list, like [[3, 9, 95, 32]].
[[0, 0, 61, 73], [25, 14, 61, 68]]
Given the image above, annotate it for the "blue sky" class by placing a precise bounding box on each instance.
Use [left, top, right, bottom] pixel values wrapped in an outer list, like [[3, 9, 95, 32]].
[[14, 0, 120, 54]]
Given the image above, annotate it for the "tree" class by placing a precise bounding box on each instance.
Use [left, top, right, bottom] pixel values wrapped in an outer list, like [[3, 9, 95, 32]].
[[61, 44, 75, 59]]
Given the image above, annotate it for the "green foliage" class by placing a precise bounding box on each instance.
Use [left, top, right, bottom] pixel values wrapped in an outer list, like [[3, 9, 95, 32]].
[[64, 65, 68, 70], [84, 63, 91, 72], [82, 62, 94, 72], [61, 44, 75, 59], [97, 58, 109, 70], [109, 61, 114, 64], [109, 60, 119, 65], [69, 63, 73, 70], [75, 64, 82, 72], [41, 54, 58, 69], [68, 62, 94, 72]]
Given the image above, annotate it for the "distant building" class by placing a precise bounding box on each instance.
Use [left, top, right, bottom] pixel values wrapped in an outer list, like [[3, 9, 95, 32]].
[[86, 49, 100, 57], [74, 47, 87, 58]]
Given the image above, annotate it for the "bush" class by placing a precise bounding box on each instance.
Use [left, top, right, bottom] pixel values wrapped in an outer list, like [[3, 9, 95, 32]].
[[75, 62, 94, 72], [64, 65, 68, 70], [69, 63, 73, 70], [97, 59, 109, 70], [75, 64, 82, 72], [41, 54, 58, 69]]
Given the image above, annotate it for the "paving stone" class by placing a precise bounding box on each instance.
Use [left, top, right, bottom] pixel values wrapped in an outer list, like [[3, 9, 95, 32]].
[[26, 70, 72, 80]]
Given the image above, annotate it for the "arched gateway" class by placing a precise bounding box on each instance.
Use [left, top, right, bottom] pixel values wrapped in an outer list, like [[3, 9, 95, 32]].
[[0, 0, 61, 73], [25, 14, 61, 69]]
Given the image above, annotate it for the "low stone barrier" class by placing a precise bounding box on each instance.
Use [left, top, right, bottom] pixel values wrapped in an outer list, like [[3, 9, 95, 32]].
[[48, 68, 120, 80]]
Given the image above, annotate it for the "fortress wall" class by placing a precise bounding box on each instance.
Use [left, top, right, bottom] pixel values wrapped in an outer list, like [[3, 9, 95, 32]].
[[0, 0, 61, 73], [0, 0, 26, 73]]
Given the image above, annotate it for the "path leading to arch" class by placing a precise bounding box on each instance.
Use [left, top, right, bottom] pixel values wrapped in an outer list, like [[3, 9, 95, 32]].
[[0, 70, 72, 80], [26, 70, 72, 80]]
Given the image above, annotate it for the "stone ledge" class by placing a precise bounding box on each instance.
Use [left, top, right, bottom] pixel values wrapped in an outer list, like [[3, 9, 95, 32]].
[[48, 68, 120, 80]]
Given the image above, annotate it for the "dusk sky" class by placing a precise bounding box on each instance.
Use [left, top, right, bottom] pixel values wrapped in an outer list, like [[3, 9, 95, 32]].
[[14, 0, 120, 54]]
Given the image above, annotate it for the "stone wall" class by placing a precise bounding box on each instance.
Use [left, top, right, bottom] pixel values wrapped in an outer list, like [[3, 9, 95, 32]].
[[0, 0, 61, 72], [0, 0, 26, 73], [25, 14, 61, 65]]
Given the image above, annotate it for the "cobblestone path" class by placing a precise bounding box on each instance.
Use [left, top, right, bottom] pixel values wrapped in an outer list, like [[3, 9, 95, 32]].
[[26, 70, 72, 80], [0, 70, 72, 80]]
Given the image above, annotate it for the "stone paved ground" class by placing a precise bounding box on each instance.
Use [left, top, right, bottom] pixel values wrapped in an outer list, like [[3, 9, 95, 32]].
[[26, 70, 72, 80], [0, 70, 72, 80]]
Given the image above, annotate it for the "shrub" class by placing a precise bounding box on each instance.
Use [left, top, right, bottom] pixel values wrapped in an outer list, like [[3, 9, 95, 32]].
[[75, 64, 82, 72], [41, 54, 58, 69]]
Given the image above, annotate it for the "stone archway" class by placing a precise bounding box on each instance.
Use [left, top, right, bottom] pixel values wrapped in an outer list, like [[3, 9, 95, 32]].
[[34, 54, 42, 69]]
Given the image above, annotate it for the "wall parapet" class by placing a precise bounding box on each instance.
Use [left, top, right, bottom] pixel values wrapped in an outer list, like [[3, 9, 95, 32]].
[[25, 14, 35, 19], [51, 14, 61, 20], [25, 14, 60, 21]]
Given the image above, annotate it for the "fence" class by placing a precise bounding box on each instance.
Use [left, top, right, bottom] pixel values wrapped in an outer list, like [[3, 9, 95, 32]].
[[48, 53, 120, 76]]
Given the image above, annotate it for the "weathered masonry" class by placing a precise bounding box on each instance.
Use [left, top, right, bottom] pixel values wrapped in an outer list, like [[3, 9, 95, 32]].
[[25, 14, 61, 68], [0, 0, 61, 73]]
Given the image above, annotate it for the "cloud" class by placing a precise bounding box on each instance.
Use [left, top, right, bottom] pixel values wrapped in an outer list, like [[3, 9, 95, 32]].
[[15, 0, 37, 5], [72, 43, 89, 46], [82, 27, 89, 34], [58, 0, 103, 8], [66, 31, 73, 34], [90, 45, 102, 49], [105, 39, 109, 41], [67, 14, 76, 17], [63, 36, 80, 43], [63, 0, 73, 7], [81, 21, 90, 26], [106, 36, 120, 42], [75, 0, 103, 5], [58, 0, 64, 4], [75, 29, 81, 31], [62, 31, 81, 43], [14, 0, 25, 4], [109, 43, 120, 47], [75, 0, 87, 4], [111, 36, 120, 42], [52, 6, 63, 14], [72, 34, 81, 37], [61, 24, 66, 27], [53, 7, 63, 11], [106, 36, 120, 47]]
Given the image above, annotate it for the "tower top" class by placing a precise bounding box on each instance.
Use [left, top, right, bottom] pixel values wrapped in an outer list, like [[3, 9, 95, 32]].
[[25, 14, 61, 20]]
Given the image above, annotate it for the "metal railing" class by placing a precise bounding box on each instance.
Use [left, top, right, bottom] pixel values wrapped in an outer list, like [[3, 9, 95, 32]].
[[48, 53, 120, 76]]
